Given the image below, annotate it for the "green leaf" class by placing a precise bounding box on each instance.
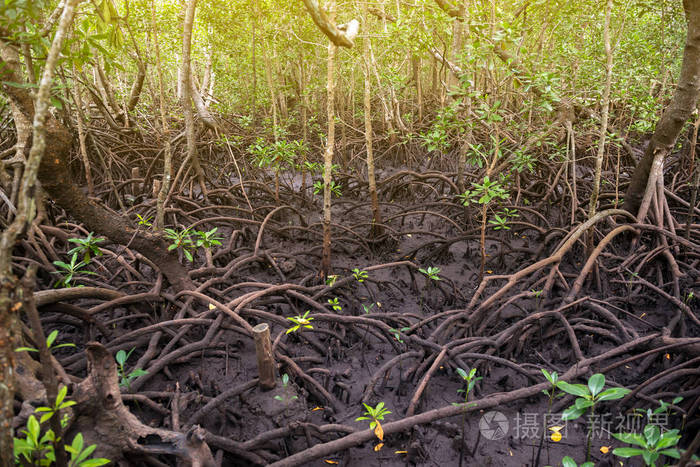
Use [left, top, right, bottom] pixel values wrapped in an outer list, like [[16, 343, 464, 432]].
[[80, 459, 111, 467], [656, 430, 680, 449], [27, 415, 40, 439], [597, 387, 631, 401], [46, 330, 59, 348], [561, 456, 577, 467], [612, 432, 647, 448], [612, 447, 644, 458], [557, 381, 590, 397], [56, 385, 68, 406], [561, 405, 586, 420], [574, 398, 594, 409], [641, 450, 657, 466], [587, 373, 604, 396], [53, 342, 77, 350], [115, 350, 126, 365], [644, 424, 660, 446], [659, 448, 680, 459]]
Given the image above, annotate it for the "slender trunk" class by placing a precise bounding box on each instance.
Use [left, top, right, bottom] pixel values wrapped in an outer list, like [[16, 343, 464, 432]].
[[126, 60, 146, 112], [363, 3, 382, 237], [0, 0, 82, 462], [95, 58, 123, 120], [251, 5, 257, 119], [71, 64, 94, 197], [152, 0, 172, 230], [369, 42, 394, 141], [190, 70, 217, 130], [588, 0, 613, 221], [179, 0, 207, 197], [263, 41, 278, 135], [624, 0, 700, 216], [447, 20, 463, 96], [684, 113, 700, 250], [321, 4, 337, 279], [201, 39, 213, 101], [300, 60, 309, 195], [413, 55, 422, 122]]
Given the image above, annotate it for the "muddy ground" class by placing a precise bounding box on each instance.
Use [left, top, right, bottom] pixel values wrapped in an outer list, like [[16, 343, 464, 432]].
[[18, 150, 700, 466]]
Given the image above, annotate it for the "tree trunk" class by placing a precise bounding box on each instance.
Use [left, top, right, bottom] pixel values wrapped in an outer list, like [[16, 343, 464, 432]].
[[363, 2, 382, 238], [0, 0, 83, 462], [624, 0, 700, 216], [179, 0, 208, 198], [321, 4, 337, 279], [126, 60, 146, 112], [588, 0, 613, 221], [152, 0, 173, 231], [263, 41, 278, 135]]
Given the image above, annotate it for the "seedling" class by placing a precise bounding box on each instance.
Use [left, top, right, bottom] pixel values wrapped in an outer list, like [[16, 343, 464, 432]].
[[115, 349, 148, 390], [356, 402, 391, 441], [325, 275, 338, 286], [489, 209, 518, 231], [16, 330, 76, 354], [352, 268, 368, 283], [67, 232, 105, 263], [14, 414, 109, 467], [164, 227, 196, 262], [612, 424, 681, 466], [361, 303, 375, 314], [452, 367, 481, 467], [52, 253, 97, 288], [286, 311, 314, 334], [389, 327, 410, 343], [193, 227, 223, 249], [302, 161, 322, 173], [418, 266, 441, 281], [194, 227, 223, 267], [459, 176, 509, 207], [635, 397, 683, 420], [136, 214, 152, 227], [327, 297, 342, 312], [13, 415, 54, 465], [418, 266, 441, 308], [65, 432, 110, 467], [557, 373, 630, 462], [534, 369, 564, 466], [313, 180, 342, 197], [460, 175, 510, 279], [274, 373, 298, 415], [454, 367, 481, 404], [611, 397, 689, 466], [34, 385, 76, 424]]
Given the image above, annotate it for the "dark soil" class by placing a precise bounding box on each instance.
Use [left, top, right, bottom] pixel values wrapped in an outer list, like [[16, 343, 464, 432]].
[[20, 155, 700, 466]]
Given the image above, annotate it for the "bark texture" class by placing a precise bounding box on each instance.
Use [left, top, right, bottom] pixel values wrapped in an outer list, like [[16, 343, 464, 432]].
[[623, 0, 700, 215], [71, 342, 215, 465]]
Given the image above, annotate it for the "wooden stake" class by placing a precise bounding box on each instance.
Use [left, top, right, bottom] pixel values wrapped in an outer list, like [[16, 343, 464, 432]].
[[253, 323, 276, 389]]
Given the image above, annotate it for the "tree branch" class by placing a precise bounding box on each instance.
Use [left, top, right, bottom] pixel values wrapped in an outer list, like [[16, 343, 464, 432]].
[[301, 0, 359, 48]]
